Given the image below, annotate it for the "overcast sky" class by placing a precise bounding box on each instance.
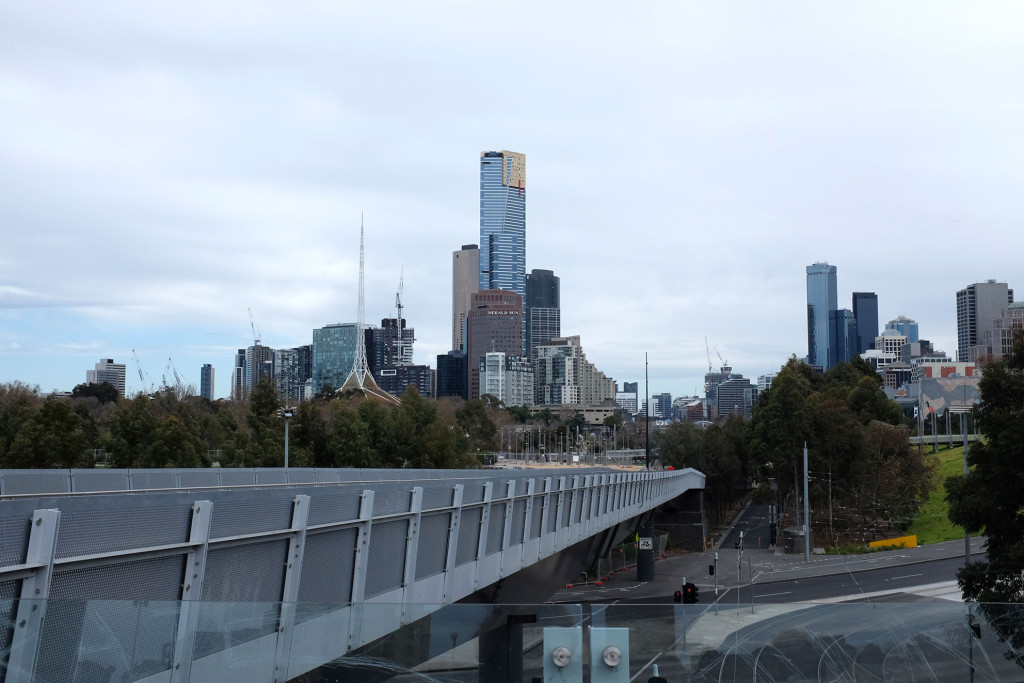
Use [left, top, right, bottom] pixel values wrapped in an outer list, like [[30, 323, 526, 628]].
[[2, 2, 1022, 400]]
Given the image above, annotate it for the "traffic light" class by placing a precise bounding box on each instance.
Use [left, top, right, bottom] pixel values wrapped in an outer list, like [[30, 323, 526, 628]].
[[682, 582, 699, 604], [673, 590, 681, 603], [708, 563, 715, 576], [734, 540, 740, 549]]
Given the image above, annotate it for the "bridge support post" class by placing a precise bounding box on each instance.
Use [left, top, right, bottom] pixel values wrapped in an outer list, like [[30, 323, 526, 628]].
[[6, 508, 60, 683], [170, 500, 213, 683], [274, 494, 310, 683], [637, 517, 655, 582]]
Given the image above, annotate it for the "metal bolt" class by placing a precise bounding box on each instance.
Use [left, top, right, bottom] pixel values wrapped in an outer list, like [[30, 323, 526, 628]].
[[603, 646, 622, 667], [35, 518, 42, 526], [551, 646, 571, 668], [18, 619, 26, 628]]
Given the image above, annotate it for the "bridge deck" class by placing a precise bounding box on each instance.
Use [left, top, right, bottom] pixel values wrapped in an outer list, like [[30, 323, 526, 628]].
[[0, 466, 703, 683]]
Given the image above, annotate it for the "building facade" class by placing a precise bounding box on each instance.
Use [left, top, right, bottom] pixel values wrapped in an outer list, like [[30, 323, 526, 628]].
[[525, 268, 560, 360], [244, 344, 274, 392], [274, 345, 312, 405], [479, 151, 527, 304], [829, 308, 858, 367], [200, 364, 215, 401], [452, 244, 480, 352], [972, 301, 1024, 362], [436, 351, 468, 400], [231, 349, 245, 400], [957, 280, 1014, 362], [534, 336, 614, 408], [852, 292, 879, 355], [312, 323, 360, 395], [806, 262, 838, 369], [885, 315, 919, 344], [716, 376, 756, 420], [86, 358, 127, 397], [482, 352, 534, 407], [466, 290, 524, 400]]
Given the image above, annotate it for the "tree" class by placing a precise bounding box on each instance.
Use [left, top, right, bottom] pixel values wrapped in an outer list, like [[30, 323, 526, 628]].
[[947, 332, 1024, 603], [72, 382, 120, 404], [456, 399, 497, 452], [108, 395, 158, 468]]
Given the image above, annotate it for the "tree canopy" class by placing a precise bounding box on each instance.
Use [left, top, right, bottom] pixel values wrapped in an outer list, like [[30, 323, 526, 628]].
[[947, 331, 1024, 603]]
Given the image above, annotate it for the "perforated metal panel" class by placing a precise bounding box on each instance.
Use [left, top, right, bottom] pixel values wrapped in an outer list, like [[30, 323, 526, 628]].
[[530, 496, 545, 539], [562, 490, 574, 527], [69, 469, 129, 492], [455, 507, 481, 566], [462, 481, 486, 504], [177, 469, 221, 488], [128, 469, 178, 490], [364, 520, 407, 598], [218, 468, 257, 487], [307, 489, 362, 526], [415, 513, 450, 580], [40, 556, 184, 683], [373, 488, 412, 516], [195, 541, 288, 659], [485, 504, 505, 556], [0, 579, 17, 670], [54, 506, 191, 560], [0, 469, 70, 494], [295, 528, 357, 624], [0, 515, 29, 567], [421, 486, 453, 511], [509, 499, 527, 546], [255, 468, 287, 485], [209, 497, 293, 539]]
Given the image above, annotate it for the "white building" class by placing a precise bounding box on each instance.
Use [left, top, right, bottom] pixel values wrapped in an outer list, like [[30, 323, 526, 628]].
[[482, 352, 534, 407], [86, 358, 126, 397]]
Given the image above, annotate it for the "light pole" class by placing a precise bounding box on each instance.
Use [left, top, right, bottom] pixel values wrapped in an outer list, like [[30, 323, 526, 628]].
[[278, 407, 294, 468]]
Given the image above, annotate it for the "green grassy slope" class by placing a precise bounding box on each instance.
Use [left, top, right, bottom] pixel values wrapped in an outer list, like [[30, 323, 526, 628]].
[[907, 445, 970, 545]]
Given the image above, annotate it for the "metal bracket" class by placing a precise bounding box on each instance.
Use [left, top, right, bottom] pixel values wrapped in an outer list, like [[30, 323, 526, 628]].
[[542, 626, 582, 681], [590, 627, 630, 683]]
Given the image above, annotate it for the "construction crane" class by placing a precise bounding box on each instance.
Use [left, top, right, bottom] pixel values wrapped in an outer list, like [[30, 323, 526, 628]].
[[131, 349, 153, 394], [715, 346, 728, 369], [705, 337, 713, 375], [249, 307, 262, 346]]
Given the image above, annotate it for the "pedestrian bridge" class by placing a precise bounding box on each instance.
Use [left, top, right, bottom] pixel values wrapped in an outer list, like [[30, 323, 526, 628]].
[[0, 466, 703, 683]]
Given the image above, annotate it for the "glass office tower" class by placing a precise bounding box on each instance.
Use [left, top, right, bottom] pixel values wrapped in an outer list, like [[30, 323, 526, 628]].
[[806, 262, 838, 369], [852, 292, 879, 354], [479, 151, 526, 301]]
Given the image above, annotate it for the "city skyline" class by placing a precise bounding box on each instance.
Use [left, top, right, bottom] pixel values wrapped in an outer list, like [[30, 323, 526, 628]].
[[4, 3, 1024, 399]]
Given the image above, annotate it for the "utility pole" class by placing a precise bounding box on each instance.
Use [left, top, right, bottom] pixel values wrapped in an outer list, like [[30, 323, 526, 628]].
[[803, 442, 810, 561]]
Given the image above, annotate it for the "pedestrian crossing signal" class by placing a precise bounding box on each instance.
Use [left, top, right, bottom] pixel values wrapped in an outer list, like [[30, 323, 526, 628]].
[[683, 582, 699, 604]]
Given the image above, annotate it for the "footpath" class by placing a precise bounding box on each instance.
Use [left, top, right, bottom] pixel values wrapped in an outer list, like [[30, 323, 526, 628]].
[[549, 500, 984, 604]]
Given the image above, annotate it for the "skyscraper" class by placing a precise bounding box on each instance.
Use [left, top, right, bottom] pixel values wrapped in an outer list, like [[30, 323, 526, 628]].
[[829, 309, 858, 367], [525, 268, 560, 360], [466, 289, 523, 399], [852, 292, 878, 355], [479, 151, 526, 301], [885, 315, 919, 344], [806, 262, 838, 369], [200, 363, 215, 401], [452, 244, 480, 352], [957, 280, 1014, 362]]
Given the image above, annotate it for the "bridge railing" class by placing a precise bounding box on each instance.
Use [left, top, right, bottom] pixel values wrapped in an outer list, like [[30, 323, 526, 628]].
[[0, 466, 703, 682]]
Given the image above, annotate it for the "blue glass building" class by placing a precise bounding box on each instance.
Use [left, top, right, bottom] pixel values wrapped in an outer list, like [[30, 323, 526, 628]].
[[806, 262, 838, 369], [312, 323, 358, 394], [479, 150, 526, 301], [829, 308, 859, 367], [852, 292, 879, 354]]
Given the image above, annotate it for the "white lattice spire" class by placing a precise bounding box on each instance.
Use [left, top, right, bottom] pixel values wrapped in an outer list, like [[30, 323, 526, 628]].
[[341, 214, 398, 403]]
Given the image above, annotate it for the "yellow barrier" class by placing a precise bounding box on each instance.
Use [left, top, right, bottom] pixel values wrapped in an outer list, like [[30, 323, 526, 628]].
[[868, 534, 918, 549]]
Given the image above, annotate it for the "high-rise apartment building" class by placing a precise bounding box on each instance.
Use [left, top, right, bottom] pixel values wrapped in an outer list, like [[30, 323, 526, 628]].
[[244, 344, 274, 391], [200, 364, 215, 400], [452, 244, 480, 352], [466, 290, 524, 399], [957, 280, 1014, 362], [231, 349, 245, 400], [852, 292, 878, 355], [479, 150, 526, 303], [525, 269, 560, 360], [534, 336, 615, 407], [806, 262, 838, 369], [482, 352, 534, 407], [86, 358, 126, 397], [274, 345, 312, 405]]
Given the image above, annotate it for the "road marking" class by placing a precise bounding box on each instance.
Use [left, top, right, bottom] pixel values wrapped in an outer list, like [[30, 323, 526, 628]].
[[888, 573, 923, 581], [754, 591, 792, 598]]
